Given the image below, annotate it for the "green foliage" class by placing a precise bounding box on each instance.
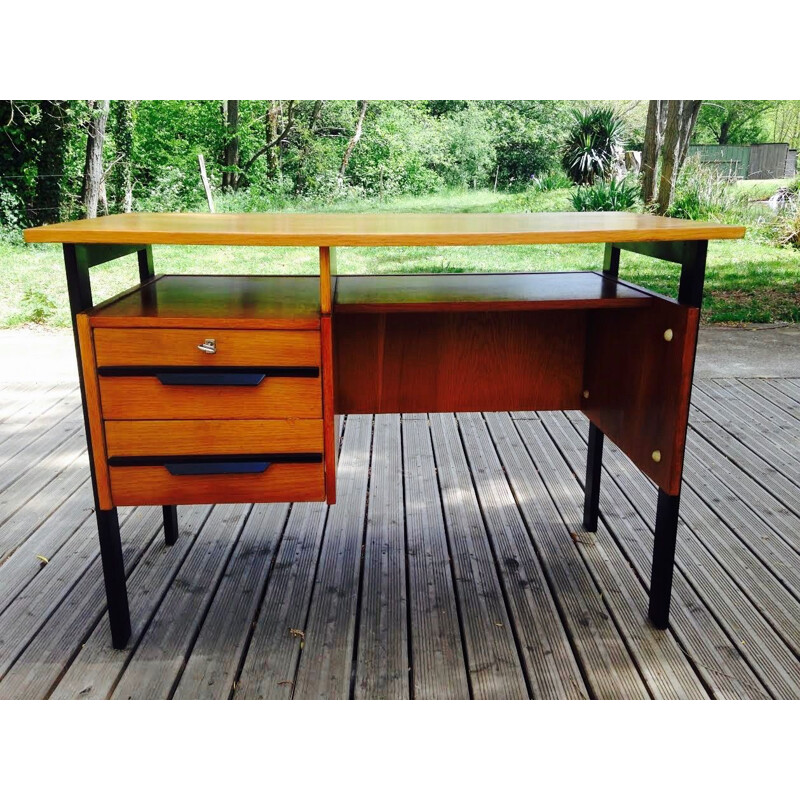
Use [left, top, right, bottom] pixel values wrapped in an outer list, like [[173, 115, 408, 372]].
[[16, 289, 56, 324], [694, 100, 774, 145], [562, 107, 625, 185], [774, 200, 800, 248], [667, 157, 739, 220], [571, 178, 638, 211], [531, 171, 572, 191]]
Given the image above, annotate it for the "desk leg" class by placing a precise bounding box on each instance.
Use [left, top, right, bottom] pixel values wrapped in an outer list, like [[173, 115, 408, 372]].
[[96, 508, 131, 648], [582, 422, 604, 531], [163, 506, 179, 546], [648, 489, 680, 629], [138, 247, 181, 545]]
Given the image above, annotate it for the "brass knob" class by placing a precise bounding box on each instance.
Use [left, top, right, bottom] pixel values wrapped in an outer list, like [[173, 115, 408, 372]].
[[652, 450, 662, 463], [663, 329, 674, 342], [197, 338, 216, 354]]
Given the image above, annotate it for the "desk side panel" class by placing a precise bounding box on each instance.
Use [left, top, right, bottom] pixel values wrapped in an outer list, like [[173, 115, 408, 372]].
[[581, 300, 699, 495], [333, 311, 586, 414]]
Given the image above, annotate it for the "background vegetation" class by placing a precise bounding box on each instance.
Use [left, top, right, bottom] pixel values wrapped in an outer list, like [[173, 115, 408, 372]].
[[1, 99, 798, 327]]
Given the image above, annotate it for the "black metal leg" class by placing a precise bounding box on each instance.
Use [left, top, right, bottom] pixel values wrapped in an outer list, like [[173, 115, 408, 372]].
[[648, 489, 681, 629], [96, 508, 131, 648], [583, 422, 604, 531], [163, 505, 179, 546]]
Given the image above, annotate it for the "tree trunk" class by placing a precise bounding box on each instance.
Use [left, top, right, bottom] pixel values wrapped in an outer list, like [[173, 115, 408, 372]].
[[33, 100, 69, 225], [338, 101, 369, 187], [656, 100, 702, 215], [222, 100, 240, 190], [112, 100, 135, 212], [641, 100, 666, 206], [81, 100, 110, 219], [266, 101, 280, 179]]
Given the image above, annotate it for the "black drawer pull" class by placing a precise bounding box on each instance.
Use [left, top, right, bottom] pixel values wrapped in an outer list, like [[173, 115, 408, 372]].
[[156, 372, 265, 386], [165, 461, 271, 476]]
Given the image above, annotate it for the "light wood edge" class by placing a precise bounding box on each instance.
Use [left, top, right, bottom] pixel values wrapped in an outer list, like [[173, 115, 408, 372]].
[[24, 229, 747, 246], [76, 313, 113, 510], [319, 246, 338, 315], [321, 315, 337, 504]]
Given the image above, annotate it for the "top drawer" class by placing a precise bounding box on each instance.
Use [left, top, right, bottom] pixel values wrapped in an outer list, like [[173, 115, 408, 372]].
[[94, 328, 321, 368]]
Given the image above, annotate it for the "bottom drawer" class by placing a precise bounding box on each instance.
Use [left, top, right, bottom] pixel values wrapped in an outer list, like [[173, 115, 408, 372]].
[[109, 460, 324, 506]]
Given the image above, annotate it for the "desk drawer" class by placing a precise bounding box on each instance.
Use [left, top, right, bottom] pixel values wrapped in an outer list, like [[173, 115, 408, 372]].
[[105, 419, 323, 457], [99, 374, 321, 419], [94, 328, 321, 368], [109, 460, 324, 506]]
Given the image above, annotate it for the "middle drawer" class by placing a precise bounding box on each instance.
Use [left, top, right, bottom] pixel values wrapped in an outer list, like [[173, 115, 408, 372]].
[[99, 373, 321, 419], [105, 419, 323, 457]]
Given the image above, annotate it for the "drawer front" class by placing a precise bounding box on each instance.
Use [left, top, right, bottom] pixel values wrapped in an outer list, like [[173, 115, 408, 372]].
[[94, 328, 321, 367], [99, 375, 321, 419], [109, 461, 324, 506], [105, 419, 323, 457]]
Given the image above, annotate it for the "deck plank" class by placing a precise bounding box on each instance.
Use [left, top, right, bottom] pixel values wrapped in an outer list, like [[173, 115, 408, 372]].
[[402, 414, 470, 699], [490, 414, 651, 699], [354, 414, 409, 699], [173, 503, 290, 700], [234, 501, 329, 699], [50, 504, 213, 699], [499, 414, 708, 700], [458, 413, 588, 699], [563, 412, 800, 699], [0, 389, 80, 463], [2, 375, 800, 700], [292, 415, 372, 699], [0, 480, 94, 615], [689, 399, 800, 520], [552, 412, 770, 699], [110, 504, 251, 700], [0, 505, 163, 699], [428, 413, 528, 699], [693, 384, 800, 479]]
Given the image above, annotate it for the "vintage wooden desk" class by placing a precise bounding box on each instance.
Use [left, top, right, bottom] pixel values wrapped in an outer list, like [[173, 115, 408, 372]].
[[24, 212, 745, 648]]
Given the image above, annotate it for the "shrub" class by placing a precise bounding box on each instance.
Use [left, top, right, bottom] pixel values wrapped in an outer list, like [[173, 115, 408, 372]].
[[571, 178, 639, 211], [667, 156, 738, 220], [16, 289, 56, 324], [562, 107, 625, 185], [774, 200, 800, 247], [530, 171, 572, 192]]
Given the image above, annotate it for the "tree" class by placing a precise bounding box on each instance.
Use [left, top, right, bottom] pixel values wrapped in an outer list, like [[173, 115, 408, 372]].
[[222, 100, 239, 190], [655, 100, 702, 215], [81, 100, 110, 219], [338, 101, 369, 187], [240, 101, 296, 180], [33, 101, 70, 224], [641, 100, 667, 206], [694, 100, 774, 145], [112, 101, 135, 212]]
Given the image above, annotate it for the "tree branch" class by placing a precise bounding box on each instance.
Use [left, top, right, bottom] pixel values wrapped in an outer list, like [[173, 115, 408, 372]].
[[241, 100, 296, 174]]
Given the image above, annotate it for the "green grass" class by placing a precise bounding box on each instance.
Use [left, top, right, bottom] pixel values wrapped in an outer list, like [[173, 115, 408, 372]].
[[2, 188, 798, 327]]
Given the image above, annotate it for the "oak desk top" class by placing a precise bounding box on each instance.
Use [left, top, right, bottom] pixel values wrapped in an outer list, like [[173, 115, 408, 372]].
[[24, 211, 746, 247]]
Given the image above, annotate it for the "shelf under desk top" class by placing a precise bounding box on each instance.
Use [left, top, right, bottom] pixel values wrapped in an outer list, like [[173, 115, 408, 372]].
[[24, 211, 745, 246], [333, 272, 653, 313]]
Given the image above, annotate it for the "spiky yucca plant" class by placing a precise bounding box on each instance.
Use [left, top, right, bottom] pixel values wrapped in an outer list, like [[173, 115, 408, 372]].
[[562, 107, 626, 185]]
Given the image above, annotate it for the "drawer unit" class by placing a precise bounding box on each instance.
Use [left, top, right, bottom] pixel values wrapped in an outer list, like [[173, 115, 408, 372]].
[[98, 373, 322, 419], [109, 460, 325, 506], [105, 419, 323, 457], [94, 328, 321, 367], [76, 276, 335, 511]]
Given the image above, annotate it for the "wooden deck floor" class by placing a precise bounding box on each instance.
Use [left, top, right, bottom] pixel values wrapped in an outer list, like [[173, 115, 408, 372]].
[[0, 377, 799, 699]]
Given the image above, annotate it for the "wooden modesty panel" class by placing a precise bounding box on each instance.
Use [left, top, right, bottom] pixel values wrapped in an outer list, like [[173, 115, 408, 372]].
[[104, 419, 323, 457], [99, 376, 322, 420], [334, 310, 586, 414], [110, 462, 325, 506], [94, 328, 321, 367], [582, 298, 700, 495]]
